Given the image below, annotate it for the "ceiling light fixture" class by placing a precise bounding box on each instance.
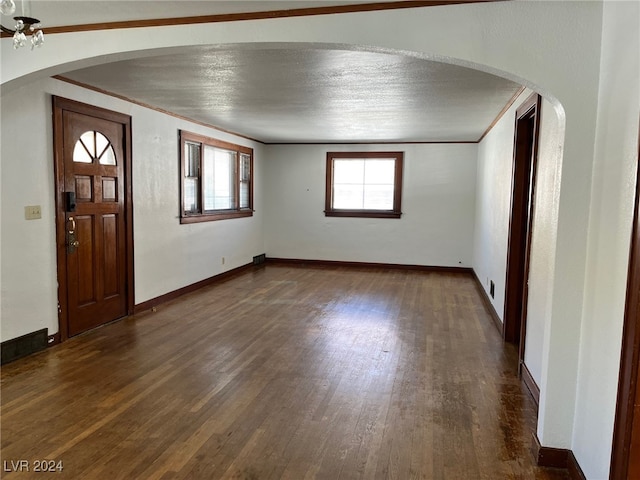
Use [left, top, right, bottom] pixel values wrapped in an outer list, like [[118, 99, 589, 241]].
[[0, 0, 44, 50]]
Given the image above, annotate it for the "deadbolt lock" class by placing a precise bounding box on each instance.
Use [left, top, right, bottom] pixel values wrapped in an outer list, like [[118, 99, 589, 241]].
[[66, 216, 80, 253]]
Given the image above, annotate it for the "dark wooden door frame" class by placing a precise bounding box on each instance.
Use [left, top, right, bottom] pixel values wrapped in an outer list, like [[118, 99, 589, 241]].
[[52, 96, 135, 341], [503, 93, 542, 374], [610, 123, 640, 480]]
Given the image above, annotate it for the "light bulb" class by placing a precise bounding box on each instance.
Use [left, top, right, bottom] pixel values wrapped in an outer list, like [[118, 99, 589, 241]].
[[31, 29, 43, 49], [0, 0, 15, 16], [13, 30, 26, 49]]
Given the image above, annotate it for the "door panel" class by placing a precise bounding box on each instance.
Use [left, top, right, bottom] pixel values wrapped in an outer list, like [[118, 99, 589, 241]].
[[74, 215, 95, 306], [53, 97, 132, 338], [103, 214, 120, 298]]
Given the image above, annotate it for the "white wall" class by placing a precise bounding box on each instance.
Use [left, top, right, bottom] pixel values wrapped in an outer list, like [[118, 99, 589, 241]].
[[524, 97, 564, 392], [264, 144, 476, 266], [0, 77, 265, 342], [1, 80, 58, 342], [473, 90, 563, 390], [572, 1, 640, 478], [471, 2, 640, 475], [473, 90, 532, 323]]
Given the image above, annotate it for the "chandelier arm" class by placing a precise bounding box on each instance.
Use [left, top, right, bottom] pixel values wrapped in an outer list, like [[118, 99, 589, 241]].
[[0, 23, 16, 34]]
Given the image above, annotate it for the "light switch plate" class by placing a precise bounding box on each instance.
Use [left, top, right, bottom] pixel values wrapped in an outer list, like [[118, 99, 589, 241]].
[[25, 205, 42, 220]]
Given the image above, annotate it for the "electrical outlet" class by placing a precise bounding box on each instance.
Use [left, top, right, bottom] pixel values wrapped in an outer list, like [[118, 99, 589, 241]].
[[490, 280, 495, 299], [222, 257, 225, 265], [25, 205, 42, 220]]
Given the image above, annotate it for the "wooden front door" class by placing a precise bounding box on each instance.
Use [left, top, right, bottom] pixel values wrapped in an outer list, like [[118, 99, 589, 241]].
[[53, 97, 133, 338]]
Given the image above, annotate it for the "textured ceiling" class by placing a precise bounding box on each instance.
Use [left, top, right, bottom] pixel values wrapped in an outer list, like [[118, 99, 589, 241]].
[[62, 45, 521, 143], [26, 1, 521, 143]]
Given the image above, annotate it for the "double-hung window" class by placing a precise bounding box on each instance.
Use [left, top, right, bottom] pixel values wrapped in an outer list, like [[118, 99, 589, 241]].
[[325, 151, 403, 218], [180, 131, 253, 223]]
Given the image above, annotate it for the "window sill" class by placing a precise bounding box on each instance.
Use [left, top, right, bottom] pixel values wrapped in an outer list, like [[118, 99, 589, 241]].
[[324, 210, 402, 219], [180, 210, 253, 224]]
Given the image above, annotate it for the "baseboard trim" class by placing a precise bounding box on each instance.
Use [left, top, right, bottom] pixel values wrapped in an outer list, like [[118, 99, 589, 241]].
[[1, 328, 49, 365], [534, 434, 568, 468], [471, 269, 503, 334], [134, 262, 255, 314], [532, 435, 586, 480], [266, 257, 473, 274], [521, 362, 540, 408]]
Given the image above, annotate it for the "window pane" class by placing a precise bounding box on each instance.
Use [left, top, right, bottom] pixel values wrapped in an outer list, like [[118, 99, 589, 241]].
[[183, 141, 201, 214], [184, 142, 200, 178], [331, 157, 397, 210], [364, 159, 395, 185], [80, 131, 96, 157], [333, 185, 364, 209], [363, 184, 394, 210], [95, 132, 109, 159], [333, 159, 364, 185], [217, 149, 237, 210], [203, 146, 236, 211], [239, 153, 251, 209], [184, 178, 199, 213], [73, 131, 94, 163], [73, 141, 92, 163], [239, 183, 249, 209], [99, 145, 116, 165]]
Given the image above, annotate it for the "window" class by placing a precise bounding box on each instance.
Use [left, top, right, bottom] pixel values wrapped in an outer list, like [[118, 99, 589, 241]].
[[73, 131, 116, 165], [180, 131, 253, 223], [325, 151, 403, 218]]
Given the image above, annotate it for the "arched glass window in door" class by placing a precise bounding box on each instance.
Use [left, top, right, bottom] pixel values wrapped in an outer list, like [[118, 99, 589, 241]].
[[73, 131, 117, 165]]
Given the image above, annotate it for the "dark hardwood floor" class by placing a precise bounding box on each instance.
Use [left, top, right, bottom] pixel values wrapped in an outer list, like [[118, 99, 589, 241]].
[[1, 265, 568, 479]]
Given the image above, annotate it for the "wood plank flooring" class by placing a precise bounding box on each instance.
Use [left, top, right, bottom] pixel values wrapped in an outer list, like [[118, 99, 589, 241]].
[[1, 265, 568, 479]]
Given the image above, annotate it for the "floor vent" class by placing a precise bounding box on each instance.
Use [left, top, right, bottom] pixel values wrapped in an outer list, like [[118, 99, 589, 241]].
[[253, 253, 266, 265], [1, 328, 48, 365]]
